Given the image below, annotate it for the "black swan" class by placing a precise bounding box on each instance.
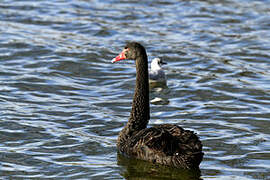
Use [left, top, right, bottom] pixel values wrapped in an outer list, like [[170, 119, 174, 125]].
[[112, 42, 203, 169]]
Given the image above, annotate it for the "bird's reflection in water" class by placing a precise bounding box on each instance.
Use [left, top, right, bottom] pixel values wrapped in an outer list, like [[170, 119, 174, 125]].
[[117, 153, 202, 180], [150, 81, 170, 105], [149, 81, 167, 90]]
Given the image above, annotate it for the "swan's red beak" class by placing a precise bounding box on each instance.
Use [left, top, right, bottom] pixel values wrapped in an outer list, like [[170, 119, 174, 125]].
[[111, 49, 127, 63]]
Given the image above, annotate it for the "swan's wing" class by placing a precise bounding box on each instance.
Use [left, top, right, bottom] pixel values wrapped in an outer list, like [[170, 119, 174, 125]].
[[130, 124, 203, 169]]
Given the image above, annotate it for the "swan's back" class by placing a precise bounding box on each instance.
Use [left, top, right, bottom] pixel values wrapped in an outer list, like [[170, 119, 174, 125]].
[[118, 124, 203, 169]]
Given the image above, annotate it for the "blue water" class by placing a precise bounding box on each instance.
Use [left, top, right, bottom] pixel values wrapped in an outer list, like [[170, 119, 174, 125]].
[[0, 0, 270, 179]]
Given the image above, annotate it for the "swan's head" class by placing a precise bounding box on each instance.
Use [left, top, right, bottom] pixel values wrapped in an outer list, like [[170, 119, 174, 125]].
[[112, 42, 146, 63]]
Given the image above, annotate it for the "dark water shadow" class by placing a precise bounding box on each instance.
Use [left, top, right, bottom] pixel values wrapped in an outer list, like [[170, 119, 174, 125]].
[[117, 153, 202, 180], [149, 81, 168, 90]]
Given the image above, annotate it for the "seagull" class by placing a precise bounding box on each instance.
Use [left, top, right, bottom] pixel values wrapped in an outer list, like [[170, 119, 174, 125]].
[[149, 58, 167, 83]]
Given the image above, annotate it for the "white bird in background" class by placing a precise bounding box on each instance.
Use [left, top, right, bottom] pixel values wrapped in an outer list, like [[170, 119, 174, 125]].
[[149, 58, 167, 83]]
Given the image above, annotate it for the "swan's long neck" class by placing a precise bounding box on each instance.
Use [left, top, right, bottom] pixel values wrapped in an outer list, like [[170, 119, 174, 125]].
[[124, 51, 150, 136]]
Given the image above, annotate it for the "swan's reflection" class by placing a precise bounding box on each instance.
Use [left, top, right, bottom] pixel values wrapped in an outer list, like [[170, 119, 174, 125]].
[[117, 153, 202, 180]]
